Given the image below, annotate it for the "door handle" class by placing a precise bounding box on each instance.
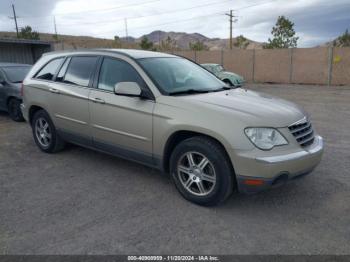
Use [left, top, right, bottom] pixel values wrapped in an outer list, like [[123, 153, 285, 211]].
[[90, 97, 105, 104], [49, 88, 60, 94]]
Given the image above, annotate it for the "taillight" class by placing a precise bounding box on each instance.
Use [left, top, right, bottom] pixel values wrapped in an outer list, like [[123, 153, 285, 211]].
[[20, 82, 24, 97]]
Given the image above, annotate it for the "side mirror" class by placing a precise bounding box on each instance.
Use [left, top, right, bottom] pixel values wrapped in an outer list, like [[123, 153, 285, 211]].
[[114, 82, 142, 97]]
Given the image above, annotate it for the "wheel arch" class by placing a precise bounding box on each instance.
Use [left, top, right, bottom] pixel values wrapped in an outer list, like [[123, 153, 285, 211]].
[[6, 96, 21, 107], [162, 130, 235, 176], [28, 105, 46, 125]]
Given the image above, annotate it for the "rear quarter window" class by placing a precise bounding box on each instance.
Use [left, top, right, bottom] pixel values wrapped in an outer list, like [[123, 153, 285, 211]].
[[35, 57, 65, 81]]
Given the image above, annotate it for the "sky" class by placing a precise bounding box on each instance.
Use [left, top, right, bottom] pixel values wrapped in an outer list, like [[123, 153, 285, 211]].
[[0, 0, 349, 47]]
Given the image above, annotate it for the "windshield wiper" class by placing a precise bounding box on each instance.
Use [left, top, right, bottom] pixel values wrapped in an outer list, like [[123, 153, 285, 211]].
[[212, 86, 233, 92], [168, 89, 211, 96]]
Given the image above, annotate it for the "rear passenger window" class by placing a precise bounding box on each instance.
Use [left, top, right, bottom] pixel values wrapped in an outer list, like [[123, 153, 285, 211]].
[[35, 58, 64, 81], [98, 57, 144, 92], [63, 56, 98, 87]]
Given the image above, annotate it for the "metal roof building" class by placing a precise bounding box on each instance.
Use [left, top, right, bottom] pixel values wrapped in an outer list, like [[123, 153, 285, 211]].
[[0, 38, 52, 65]]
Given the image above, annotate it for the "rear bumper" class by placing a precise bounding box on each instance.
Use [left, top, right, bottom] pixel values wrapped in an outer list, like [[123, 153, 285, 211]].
[[235, 135, 324, 194], [20, 103, 28, 122]]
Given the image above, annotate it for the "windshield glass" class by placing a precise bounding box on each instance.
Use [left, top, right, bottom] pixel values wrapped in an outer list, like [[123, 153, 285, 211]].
[[216, 65, 224, 72], [2, 66, 31, 83], [138, 57, 224, 94]]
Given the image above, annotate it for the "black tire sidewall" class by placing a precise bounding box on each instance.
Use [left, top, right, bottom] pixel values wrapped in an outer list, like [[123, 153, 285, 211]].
[[31, 110, 58, 153], [170, 137, 233, 206], [8, 99, 24, 122]]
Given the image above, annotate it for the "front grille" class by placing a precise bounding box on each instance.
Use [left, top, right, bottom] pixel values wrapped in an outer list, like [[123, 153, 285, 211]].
[[288, 118, 315, 147]]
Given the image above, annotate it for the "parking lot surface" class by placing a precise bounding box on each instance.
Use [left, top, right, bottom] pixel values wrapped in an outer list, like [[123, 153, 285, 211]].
[[1, 84, 350, 254]]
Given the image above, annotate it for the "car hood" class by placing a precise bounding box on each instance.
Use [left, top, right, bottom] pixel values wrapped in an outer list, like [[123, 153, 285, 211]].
[[185, 88, 306, 127], [219, 71, 243, 79]]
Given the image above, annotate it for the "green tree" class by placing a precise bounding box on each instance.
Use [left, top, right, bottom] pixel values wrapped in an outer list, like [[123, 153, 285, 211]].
[[140, 36, 154, 50], [159, 36, 177, 51], [234, 35, 249, 49], [189, 40, 208, 51], [19, 26, 40, 40], [264, 16, 298, 49], [336, 29, 350, 47], [113, 35, 122, 48]]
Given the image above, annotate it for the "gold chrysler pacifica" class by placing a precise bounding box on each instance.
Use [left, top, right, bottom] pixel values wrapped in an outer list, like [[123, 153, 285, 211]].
[[21, 49, 324, 206]]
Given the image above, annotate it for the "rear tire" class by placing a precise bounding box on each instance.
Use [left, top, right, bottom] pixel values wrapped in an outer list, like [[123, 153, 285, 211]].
[[32, 110, 65, 153], [170, 136, 235, 206], [8, 98, 24, 122]]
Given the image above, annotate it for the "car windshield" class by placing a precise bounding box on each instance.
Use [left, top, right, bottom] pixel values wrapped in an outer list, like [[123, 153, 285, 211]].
[[216, 65, 224, 72], [138, 57, 225, 95], [2, 66, 31, 83]]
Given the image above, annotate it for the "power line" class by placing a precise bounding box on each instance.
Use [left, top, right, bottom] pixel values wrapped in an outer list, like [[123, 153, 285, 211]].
[[19, 0, 163, 19], [111, 11, 226, 35], [235, 0, 279, 10], [9, 0, 281, 39], [54, 0, 233, 27]]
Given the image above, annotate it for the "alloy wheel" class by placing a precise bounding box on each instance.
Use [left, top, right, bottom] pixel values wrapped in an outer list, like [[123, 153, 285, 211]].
[[177, 151, 216, 196], [35, 117, 52, 148]]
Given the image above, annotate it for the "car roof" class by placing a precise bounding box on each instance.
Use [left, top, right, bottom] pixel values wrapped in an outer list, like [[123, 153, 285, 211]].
[[0, 62, 31, 67], [201, 63, 219, 66], [44, 49, 177, 59]]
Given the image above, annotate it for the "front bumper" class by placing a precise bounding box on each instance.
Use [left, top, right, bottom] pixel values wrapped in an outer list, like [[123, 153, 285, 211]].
[[234, 135, 324, 193]]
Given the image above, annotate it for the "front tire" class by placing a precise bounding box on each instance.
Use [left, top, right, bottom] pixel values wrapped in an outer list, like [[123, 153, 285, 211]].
[[170, 136, 235, 206], [32, 110, 65, 153], [8, 98, 24, 122]]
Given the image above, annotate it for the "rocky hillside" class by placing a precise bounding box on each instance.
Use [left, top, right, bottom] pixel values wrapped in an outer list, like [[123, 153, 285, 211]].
[[0, 30, 263, 50], [123, 30, 263, 50]]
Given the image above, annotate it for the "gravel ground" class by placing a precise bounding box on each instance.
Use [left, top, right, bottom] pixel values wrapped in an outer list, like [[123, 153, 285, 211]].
[[0, 84, 349, 255]]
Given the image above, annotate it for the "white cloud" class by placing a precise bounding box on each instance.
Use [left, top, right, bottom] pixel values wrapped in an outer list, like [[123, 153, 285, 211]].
[[0, 0, 349, 47]]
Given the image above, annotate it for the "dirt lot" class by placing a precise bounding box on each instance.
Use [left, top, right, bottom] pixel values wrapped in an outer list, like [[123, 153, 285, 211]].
[[1, 84, 349, 254]]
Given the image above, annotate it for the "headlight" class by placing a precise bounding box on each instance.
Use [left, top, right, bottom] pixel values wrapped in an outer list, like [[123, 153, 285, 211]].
[[244, 127, 288, 150]]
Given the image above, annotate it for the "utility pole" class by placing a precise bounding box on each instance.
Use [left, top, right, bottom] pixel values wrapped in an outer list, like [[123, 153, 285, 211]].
[[53, 16, 57, 38], [10, 4, 19, 38], [124, 18, 128, 42], [53, 16, 58, 39], [225, 10, 238, 50]]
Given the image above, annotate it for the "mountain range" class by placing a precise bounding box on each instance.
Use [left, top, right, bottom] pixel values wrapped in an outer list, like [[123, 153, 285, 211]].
[[120, 30, 263, 50]]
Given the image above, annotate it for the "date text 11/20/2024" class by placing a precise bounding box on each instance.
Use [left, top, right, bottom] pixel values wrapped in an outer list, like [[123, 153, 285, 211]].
[[127, 255, 219, 261]]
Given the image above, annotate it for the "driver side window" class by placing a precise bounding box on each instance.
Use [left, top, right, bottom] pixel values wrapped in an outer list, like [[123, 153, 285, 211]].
[[98, 57, 145, 92]]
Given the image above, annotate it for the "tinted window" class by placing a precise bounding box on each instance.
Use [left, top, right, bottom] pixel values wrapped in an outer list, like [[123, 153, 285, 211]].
[[36, 58, 64, 81], [64, 56, 98, 87], [98, 58, 144, 92], [2, 66, 31, 83]]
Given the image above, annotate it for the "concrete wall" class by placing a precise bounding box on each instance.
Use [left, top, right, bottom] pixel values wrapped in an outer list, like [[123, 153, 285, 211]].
[[332, 47, 350, 85], [254, 49, 291, 83], [170, 47, 350, 86], [196, 50, 222, 64], [223, 50, 254, 82], [291, 48, 329, 85]]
